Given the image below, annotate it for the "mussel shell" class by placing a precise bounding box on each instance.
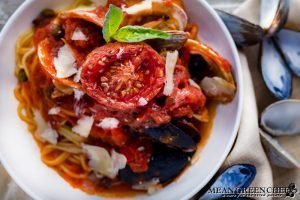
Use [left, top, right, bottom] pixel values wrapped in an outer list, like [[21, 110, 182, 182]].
[[119, 144, 192, 186], [172, 119, 201, 143], [274, 29, 300, 77], [199, 164, 256, 200], [260, 0, 290, 36], [260, 100, 300, 136], [260, 130, 300, 168], [144, 123, 197, 152], [261, 38, 292, 100], [217, 10, 265, 46], [260, 0, 280, 29], [149, 31, 189, 51]]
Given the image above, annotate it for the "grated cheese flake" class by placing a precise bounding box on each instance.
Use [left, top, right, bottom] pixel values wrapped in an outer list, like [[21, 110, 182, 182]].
[[73, 89, 85, 101], [97, 118, 119, 130], [83, 145, 127, 179], [189, 79, 201, 89], [53, 44, 78, 78], [138, 97, 148, 106], [72, 116, 94, 137], [163, 50, 178, 96], [48, 107, 61, 115], [41, 128, 59, 145], [71, 28, 88, 41], [73, 67, 82, 83]]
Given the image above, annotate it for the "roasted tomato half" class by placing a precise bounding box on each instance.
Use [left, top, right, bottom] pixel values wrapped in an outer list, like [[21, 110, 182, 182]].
[[81, 42, 166, 111]]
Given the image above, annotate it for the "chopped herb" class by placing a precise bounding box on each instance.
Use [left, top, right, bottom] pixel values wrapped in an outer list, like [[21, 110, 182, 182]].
[[17, 69, 28, 83]]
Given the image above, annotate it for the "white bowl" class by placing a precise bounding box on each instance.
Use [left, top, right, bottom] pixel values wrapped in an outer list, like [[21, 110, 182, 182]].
[[0, 0, 243, 199]]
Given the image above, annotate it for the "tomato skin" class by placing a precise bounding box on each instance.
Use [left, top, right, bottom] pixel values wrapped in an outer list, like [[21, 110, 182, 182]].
[[63, 18, 103, 50], [81, 42, 165, 111], [91, 127, 129, 147], [120, 139, 152, 173]]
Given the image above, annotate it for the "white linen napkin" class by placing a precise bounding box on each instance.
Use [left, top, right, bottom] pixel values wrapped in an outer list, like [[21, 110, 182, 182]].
[[230, 0, 300, 195]]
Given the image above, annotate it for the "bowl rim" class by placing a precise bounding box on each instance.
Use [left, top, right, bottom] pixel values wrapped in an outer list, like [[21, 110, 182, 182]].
[[0, 0, 244, 199]]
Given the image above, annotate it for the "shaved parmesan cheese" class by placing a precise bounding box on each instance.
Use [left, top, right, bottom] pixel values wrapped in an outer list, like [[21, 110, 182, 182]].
[[73, 89, 85, 101], [83, 145, 127, 179], [71, 28, 88, 41], [123, 0, 152, 15], [33, 110, 58, 144], [138, 97, 148, 106], [92, 0, 108, 7], [73, 67, 82, 83], [72, 116, 94, 137], [97, 118, 119, 130], [41, 128, 59, 145], [189, 79, 200, 89], [54, 44, 78, 78], [116, 47, 124, 59], [163, 50, 178, 96], [48, 107, 61, 115]]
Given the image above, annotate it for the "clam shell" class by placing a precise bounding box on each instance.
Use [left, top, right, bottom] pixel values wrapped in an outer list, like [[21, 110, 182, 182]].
[[261, 100, 300, 136], [199, 164, 256, 200], [260, 130, 300, 168], [274, 29, 300, 77], [217, 10, 265, 46], [261, 38, 292, 100]]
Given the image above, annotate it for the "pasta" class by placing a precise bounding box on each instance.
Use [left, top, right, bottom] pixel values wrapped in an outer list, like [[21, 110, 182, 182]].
[[14, 0, 236, 197]]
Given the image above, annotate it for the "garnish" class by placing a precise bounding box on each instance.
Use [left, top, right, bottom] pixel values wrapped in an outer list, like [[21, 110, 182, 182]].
[[112, 26, 170, 42], [17, 69, 28, 82], [102, 4, 170, 43], [103, 4, 124, 42]]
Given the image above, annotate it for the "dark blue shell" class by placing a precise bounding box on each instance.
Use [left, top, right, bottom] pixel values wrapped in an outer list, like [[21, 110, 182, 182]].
[[274, 29, 300, 77], [199, 164, 257, 200], [119, 144, 192, 186], [144, 123, 197, 152], [217, 10, 265, 46], [261, 38, 292, 99]]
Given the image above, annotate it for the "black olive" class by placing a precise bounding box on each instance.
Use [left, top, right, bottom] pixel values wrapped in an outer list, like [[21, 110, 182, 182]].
[[40, 9, 56, 18], [51, 25, 65, 39], [188, 54, 211, 82], [33, 9, 56, 27], [17, 69, 28, 83]]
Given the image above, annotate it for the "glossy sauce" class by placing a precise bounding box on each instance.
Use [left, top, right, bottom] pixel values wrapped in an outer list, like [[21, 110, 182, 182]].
[[51, 102, 217, 198]]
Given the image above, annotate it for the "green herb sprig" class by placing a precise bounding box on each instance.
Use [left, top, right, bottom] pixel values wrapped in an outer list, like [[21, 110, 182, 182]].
[[102, 4, 170, 43]]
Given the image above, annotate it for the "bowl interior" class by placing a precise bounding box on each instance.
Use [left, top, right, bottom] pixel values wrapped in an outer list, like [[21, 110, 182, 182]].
[[0, 0, 243, 199]]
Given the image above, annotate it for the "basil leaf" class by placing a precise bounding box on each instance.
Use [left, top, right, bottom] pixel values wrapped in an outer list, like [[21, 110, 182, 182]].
[[103, 4, 123, 43], [112, 26, 171, 43]]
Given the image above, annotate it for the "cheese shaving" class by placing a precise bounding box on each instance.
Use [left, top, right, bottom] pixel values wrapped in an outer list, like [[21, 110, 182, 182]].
[[83, 145, 127, 179], [97, 118, 119, 130], [72, 116, 94, 138], [53, 44, 78, 78], [138, 97, 148, 106], [71, 28, 88, 41], [189, 79, 201, 89], [48, 107, 61, 115], [163, 50, 178, 96], [73, 89, 85, 101]]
